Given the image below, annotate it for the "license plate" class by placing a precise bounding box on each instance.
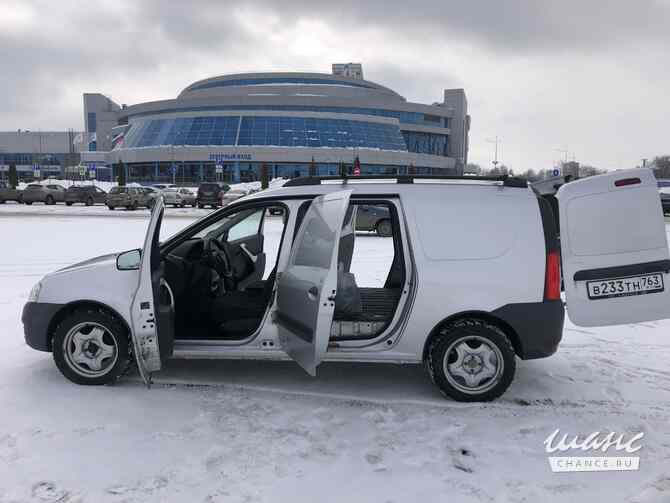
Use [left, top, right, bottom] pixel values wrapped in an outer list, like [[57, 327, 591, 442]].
[[587, 273, 664, 300]]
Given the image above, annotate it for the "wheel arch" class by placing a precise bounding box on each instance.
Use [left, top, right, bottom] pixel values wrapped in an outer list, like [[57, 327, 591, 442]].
[[422, 311, 522, 362], [46, 300, 131, 351]]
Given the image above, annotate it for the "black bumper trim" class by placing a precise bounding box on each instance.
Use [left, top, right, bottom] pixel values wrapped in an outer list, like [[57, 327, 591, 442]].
[[573, 260, 670, 282], [22, 302, 65, 352], [492, 300, 565, 360]]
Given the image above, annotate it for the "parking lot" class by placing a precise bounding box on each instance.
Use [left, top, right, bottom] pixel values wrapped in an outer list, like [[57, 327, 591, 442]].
[[2, 204, 670, 502]]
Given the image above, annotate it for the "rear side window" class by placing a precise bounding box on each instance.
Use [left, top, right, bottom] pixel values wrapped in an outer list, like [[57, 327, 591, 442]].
[[110, 187, 128, 194], [292, 211, 336, 269]]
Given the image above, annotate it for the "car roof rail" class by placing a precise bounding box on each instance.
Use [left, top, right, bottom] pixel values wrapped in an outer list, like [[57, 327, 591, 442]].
[[283, 174, 528, 188]]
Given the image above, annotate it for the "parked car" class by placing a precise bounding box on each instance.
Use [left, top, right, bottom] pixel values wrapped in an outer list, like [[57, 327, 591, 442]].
[[220, 188, 247, 206], [65, 185, 107, 206], [0, 181, 22, 203], [163, 187, 197, 208], [21, 184, 66, 205], [106, 186, 150, 210], [197, 182, 230, 208], [141, 187, 160, 208], [355, 205, 393, 236], [21, 169, 670, 401]]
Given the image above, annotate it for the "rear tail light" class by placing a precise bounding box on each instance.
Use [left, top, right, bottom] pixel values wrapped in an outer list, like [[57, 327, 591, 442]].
[[614, 177, 641, 187], [544, 250, 561, 301]]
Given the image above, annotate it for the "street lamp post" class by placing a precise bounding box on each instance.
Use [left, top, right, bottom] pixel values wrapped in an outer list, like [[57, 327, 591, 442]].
[[486, 136, 501, 171]]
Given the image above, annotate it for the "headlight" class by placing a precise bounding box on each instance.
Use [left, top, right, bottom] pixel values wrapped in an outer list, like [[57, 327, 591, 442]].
[[28, 281, 42, 302]]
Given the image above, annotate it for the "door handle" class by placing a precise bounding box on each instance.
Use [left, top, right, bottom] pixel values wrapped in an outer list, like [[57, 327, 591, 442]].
[[307, 286, 319, 300]]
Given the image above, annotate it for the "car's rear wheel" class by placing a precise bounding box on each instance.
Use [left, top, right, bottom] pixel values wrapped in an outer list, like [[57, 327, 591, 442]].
[[45, 195, 55, 205], [107, 205, 114, 210], [24, 201, 32, 205], [52, 309, 131, 385], [66, 202, 73, 206], [426, 319, 516, 402], [198, 203, 204, 209], [375, 219, 392, 237]]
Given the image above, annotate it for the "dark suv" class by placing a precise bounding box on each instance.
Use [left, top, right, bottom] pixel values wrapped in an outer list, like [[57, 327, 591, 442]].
[[65, 185, 108, 206], [197, 182, 230, 208]]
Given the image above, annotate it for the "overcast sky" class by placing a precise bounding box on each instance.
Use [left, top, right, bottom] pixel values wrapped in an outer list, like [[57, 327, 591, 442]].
[[1, 0, 668, 172]]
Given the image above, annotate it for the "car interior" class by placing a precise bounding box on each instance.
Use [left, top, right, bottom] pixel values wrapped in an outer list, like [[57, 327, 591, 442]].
[[161, 199, 405, 343], [329, 201, 406, 341]]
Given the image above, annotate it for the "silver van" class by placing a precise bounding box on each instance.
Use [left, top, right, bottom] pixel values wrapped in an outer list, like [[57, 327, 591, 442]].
[[22, 170, 670, 401]]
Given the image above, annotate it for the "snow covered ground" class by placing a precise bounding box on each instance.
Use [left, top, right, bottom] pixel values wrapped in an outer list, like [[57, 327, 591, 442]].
[[1, 206, 670, 502]]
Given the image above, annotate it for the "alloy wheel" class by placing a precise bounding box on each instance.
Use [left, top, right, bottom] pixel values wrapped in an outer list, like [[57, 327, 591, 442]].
[[62, 322, 119, 378], [443, 335, 504, 394]]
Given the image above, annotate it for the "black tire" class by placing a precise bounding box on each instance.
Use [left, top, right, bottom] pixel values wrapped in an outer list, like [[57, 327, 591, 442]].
[[375, 219, 393, 237], [66, 201, 73, 206], [192, 203, 197, 208], [86, 197, 93, 206], [108, 205, 114, 211], [45, 195, 55, 205], [0, 199, 5, 204], [24, 201, 33, 205], [426, 319, 516, 402], [52, 308, 131, 385], [198, 203, 204, 209]]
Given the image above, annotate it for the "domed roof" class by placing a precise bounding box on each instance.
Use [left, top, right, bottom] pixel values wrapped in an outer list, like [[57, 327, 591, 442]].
[[179, 72, 403, 100]]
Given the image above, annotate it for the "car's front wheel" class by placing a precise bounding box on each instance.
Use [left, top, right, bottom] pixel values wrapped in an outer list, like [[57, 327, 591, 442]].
[[426, 319, 516, 402], [52, 309, 131, 385]]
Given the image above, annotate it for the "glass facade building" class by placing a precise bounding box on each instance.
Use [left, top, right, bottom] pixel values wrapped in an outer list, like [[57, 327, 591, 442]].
[[90, 71, 469, 183]]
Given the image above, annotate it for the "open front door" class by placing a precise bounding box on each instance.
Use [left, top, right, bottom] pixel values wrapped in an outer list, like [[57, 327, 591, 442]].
[[276, 190, 353, 375], [558, 168, 670, 326], [130, 195, 174, 385]]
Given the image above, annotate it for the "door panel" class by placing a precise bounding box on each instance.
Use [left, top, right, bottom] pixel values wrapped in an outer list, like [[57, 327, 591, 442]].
[[276, 190, 353, 375], [558, 168, 670, 326], [129, 196, 173, 384]]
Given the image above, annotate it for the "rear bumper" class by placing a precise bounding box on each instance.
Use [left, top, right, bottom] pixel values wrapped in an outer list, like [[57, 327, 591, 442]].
[[198, 196, 220, 205], [492, 300, 565, 359], [22, 301, 65, 352]]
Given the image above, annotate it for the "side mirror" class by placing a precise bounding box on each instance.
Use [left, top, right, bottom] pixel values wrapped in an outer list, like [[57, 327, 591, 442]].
[[117, 249, 141, 270]]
